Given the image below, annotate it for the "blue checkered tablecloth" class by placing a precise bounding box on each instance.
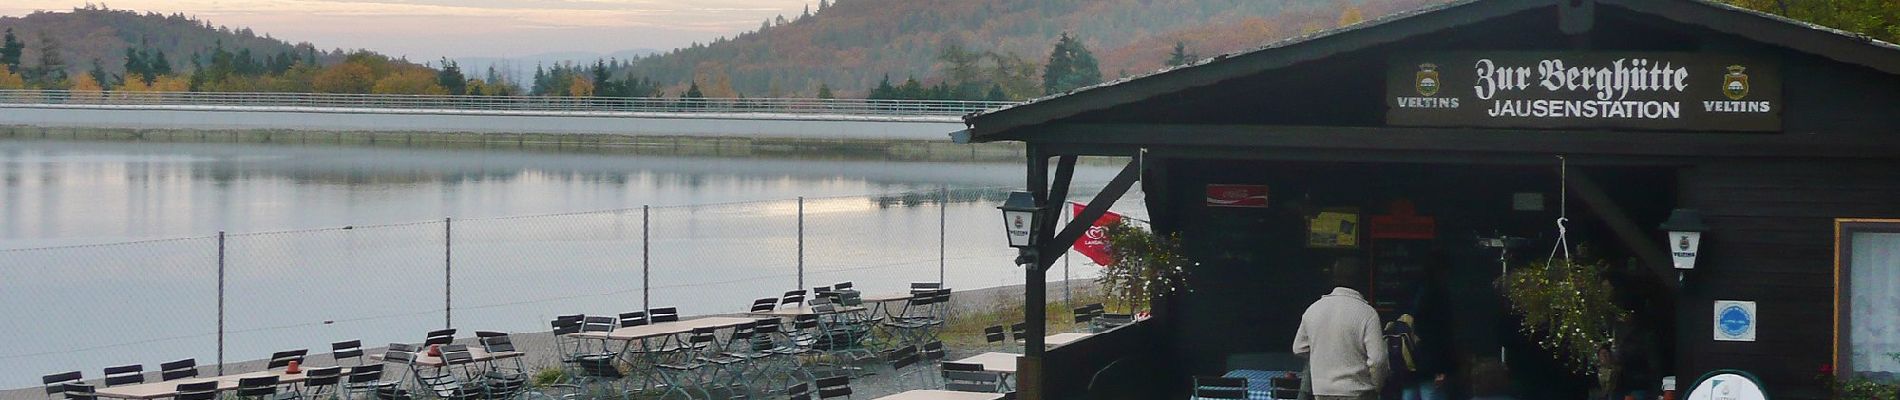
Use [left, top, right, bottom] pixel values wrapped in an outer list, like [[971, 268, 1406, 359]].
[[1221, 369, 1297, 400]]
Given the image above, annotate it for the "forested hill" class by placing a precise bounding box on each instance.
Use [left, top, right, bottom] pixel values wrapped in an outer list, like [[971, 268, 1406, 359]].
[[613, 0, 1441, 99], [0, 6, 347, 79]]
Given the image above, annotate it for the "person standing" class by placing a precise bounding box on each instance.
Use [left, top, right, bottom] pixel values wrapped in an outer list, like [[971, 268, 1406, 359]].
[[1295, 257, 1389, 400]]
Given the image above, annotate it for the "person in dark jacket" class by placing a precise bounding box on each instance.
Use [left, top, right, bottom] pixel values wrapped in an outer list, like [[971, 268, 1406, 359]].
[[1399, 252, 1456, 400]]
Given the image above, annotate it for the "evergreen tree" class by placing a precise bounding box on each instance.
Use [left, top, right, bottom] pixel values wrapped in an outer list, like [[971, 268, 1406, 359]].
[[985, 83, 1008, 102], [123, 47, 150, 85], [1166, 41, 1197, 67], [801, 4, 812, 20], [819, 0, 831, 11], [682, 80, 705, 108], [149, 50, 172, 76], [435, 58, 467, 95], [817, 83, 834, 99], [88, 59, 112, 90], [869, 74, 896, 100], [590, 59, 615, 97], [1042, 32, 1102, 95], [1, 29, 25, 73], [897, 76, 925, 100]]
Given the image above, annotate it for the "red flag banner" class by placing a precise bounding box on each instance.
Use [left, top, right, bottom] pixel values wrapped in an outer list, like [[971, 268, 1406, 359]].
[[1071, 202, 1123, 265]]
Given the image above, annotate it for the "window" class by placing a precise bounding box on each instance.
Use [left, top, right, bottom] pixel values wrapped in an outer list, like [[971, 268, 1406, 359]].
[[1837, 219, 1900, 378]]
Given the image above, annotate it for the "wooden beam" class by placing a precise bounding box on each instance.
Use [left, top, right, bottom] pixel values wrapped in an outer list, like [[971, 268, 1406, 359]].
[[1040, 155, 1141, 269], [1569, 167, 1678, 290], [1043, 155, 1078, 246], [1024, 123, 1900, 160]]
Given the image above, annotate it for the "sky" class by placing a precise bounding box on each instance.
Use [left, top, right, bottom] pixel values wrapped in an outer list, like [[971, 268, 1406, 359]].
[[0, 0, 821, 60]]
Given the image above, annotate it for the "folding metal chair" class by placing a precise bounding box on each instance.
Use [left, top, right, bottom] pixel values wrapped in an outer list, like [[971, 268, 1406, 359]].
[[341, 364, 401, 400], [814, 375, 853, 399], [301, 367, 343, 400], [332, 340, 367, 367], [750, 298, 779, 314], [159, 359, 199, 382], [618, 311, 649, 328], [942, 362, 1005, 393], [172, 381, 219, 400], [42, 371, 82, 400], [983, 325, 1008, 351], [102, 364, 144, 387], [779, 290, 808, 309], [649, 307, 680, 323], [881, 346, 926, 390], [266, 349, 308, 370], [61, 383, 98, 400], [654, 327, 719, 399], [233, 376, 295, 400]]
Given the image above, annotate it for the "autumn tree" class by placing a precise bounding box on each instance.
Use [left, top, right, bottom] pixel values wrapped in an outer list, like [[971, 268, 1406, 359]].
[[28, 33, 68, 86], [566, 75, 594, 97], [1722, 0, 1900, 43], [1042, 33, 1102, 95], [0, 66, 26, 89], [372, 67, 449, 95], [1338, 5, 1367, 27], [312, 62, 374, 94]]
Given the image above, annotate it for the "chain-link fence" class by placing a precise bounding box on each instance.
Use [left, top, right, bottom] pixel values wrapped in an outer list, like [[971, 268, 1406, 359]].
[[0, 187, 1111, 390]]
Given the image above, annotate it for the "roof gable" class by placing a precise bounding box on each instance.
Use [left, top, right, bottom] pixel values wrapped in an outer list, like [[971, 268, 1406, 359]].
[[964, 0, 1900, 142]]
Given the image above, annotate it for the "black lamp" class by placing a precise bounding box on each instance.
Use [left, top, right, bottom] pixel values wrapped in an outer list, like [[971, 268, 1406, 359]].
[[998, 191, 1040, 249]]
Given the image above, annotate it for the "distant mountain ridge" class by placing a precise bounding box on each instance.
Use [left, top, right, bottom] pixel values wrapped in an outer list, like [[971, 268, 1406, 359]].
[[613, 0, 1442, 98], [0, 6, 354, 78]]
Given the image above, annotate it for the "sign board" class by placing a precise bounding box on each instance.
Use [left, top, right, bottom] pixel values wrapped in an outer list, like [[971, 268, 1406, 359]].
[[1206, 184, 1271, 208], [1714, 300, 1757, 342], [1387, 52, 1780, 131], [1686, 370, 1768, 400], [1671, 231, 1703, 269], [1307, 209, 1360, 248]]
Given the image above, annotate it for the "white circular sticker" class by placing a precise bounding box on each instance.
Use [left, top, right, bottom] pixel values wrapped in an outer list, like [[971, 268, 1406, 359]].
[[1685, 372, 1766, 400]]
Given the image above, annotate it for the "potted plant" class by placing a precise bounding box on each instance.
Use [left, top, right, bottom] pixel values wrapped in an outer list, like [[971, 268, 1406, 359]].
[[1498, 258, 1628, 377], [1097, 220, 1193, 314]]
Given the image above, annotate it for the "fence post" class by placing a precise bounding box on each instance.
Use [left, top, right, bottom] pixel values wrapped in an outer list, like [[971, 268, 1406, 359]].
[[444, 217, 452, 329], [1063, 203, 1072, 309], [216, 231, 226, 375], [642, 205, 651, 317], [939, 186, 947, 285], [797, 196, 805, 291]]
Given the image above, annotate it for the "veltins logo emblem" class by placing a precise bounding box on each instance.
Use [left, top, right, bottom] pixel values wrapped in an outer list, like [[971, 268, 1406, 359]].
[[1415, 63, 1440, 97], [1723, 65, 1750, 100], [1012, 215, 1025, 230], [1679, 235, 1691, 251]]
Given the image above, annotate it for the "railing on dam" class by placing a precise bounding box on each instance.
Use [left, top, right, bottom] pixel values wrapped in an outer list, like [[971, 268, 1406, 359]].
[[0, 90, 1019, 118]]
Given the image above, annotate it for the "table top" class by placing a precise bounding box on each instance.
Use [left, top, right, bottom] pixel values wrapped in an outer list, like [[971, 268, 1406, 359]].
[[1223, 369, 1300, 400], [872, 390, 1005, 400], [370, 348, 521, 367], [746, 305, 868, 317], [952, 352, 1021, 374], [1045, 332, 1092, 347], [96, 370, 311, 399], [569, 316, 757, 341]]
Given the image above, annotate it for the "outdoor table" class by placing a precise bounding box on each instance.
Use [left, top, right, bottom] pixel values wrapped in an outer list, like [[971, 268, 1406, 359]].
[[371, 348, 522, 367], [1044, 332, 1092, 347], [951, 352, 1022, 374], [1222, 369, 1298, 400], [95, 370, 311, 399], [746, 305, 868, 317], [872, 390, 1005, 400], [568, 316, 757, 341], [861, 292, 916, 304]]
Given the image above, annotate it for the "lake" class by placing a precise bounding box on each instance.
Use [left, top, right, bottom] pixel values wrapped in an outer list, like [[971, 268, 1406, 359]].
[[0, 139, 1138, 389]]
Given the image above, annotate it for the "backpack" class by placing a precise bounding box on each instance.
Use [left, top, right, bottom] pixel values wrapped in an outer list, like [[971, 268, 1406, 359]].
[[1384, 314, 1420, 378]]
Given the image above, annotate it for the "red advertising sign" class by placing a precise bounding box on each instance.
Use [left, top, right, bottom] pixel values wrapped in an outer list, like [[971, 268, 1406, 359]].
[[1206, 184, 1270, 208], [1070, 202, 1122, 265]]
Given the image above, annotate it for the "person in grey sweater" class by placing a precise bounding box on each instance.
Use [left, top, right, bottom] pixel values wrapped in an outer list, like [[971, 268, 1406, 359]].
[[1294, 257, 1389, 400]]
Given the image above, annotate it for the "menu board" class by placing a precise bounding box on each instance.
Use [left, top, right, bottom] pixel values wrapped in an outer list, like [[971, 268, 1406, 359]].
[[1370, 240, 1429, 312]]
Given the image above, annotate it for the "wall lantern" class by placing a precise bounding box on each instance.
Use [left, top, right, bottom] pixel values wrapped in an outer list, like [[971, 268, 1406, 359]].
[[1660, 208, 1709, 270], [998, 191, 1041, 249]]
